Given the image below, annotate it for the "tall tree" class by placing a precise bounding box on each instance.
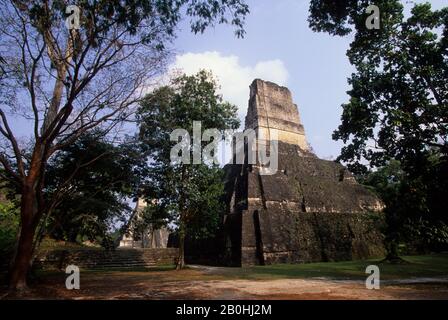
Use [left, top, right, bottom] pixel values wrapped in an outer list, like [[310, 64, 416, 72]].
[[0, 0, 249, 290], [137, 70, 240, 269], [308, 1, 447, 170], [308, 1, 448, 257]]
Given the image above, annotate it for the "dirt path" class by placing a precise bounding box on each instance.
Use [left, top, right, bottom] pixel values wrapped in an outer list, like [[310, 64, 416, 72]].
[[2, 267, 448, 300]]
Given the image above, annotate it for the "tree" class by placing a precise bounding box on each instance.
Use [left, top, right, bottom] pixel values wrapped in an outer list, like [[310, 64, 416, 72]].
[[42, 132, 143, 248], [137, 70, 240, 269], [308, 1, 447, 170], [359, 160, 406, 260], [308, 1, 448, 258], [0, 0, 249, 290], [308, 0, 403, 36], [361, 158, 448, 258]]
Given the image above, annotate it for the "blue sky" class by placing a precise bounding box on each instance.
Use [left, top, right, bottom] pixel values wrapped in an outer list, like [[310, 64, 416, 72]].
[[169, 0, 447, 159], [7, 1, 446, 161]]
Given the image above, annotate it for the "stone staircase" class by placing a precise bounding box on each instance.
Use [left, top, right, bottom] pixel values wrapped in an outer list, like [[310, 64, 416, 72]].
[[36, 248, 179, 270]]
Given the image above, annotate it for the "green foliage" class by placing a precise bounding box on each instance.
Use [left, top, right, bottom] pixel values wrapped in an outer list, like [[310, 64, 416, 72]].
[[403, 219, 448, 252], [0, 197, 19, 256], [308, 0, 404, 36], [308, 1, 448, 173], [24, 0, 249, 46], [361, 158, 448, 253], [137, 70, 240, 242], [181, 164, 225, 240], [44, 133, 144, 247], [309, 1, 448, 255]]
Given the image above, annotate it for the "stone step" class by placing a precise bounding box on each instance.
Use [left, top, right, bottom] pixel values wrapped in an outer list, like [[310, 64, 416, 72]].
[[66, 259, 174, 265], [36, 248, 179, 270], [74, 262, 156, 267]]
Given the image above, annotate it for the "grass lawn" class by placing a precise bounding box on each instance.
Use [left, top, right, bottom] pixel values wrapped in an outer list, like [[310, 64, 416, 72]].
[[220, 253, 448, 281], [4, 253, 446, 286], [1, 254, 447, 299]]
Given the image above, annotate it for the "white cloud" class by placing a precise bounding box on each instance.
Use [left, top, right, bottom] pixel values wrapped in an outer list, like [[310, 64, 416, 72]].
[[169, 51, 289, 123]]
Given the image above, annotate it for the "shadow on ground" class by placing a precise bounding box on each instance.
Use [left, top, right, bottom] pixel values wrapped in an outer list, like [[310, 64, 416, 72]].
[[1, 254, 448, 300]]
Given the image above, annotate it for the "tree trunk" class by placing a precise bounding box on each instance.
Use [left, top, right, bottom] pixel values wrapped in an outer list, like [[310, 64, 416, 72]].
[[382, 235, 407, 264], [7, 27, 76, 291], [9, 184, 39, 291], [386, 239, 399, 260], [176, 228, 185, 270]]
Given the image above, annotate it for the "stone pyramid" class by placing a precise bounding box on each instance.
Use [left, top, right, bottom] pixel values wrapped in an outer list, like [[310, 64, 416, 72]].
[[222, 79, 385, 266]]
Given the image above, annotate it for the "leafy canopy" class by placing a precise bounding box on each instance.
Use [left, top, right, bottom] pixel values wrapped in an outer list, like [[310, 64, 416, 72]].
[[137, 70, 240, 240], [310, 1, 447, 174], [308, 0, 448, 253], [44, 133, 143, 246]]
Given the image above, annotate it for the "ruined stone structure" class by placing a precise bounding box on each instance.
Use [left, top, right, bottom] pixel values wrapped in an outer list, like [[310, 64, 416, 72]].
[[245, 79, 310, 151], [222, 79, 385, 266], [119, 199, 170, 249]]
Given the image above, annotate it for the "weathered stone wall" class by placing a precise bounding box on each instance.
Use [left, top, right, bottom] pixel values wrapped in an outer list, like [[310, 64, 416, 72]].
[[120, 227, 170, 249], [221, 79, 386, 266], [222, 145, 386, 266], [257, 210, 385, 264], [245, 79, 310, 150], [119, 199, 171, 249]]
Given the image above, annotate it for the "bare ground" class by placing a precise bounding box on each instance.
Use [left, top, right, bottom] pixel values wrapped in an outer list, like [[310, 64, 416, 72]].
[[1, 266, 448, 300]]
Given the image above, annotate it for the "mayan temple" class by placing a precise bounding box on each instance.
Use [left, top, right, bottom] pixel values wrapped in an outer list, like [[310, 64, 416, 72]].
[[221, 79, 385, 266]]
